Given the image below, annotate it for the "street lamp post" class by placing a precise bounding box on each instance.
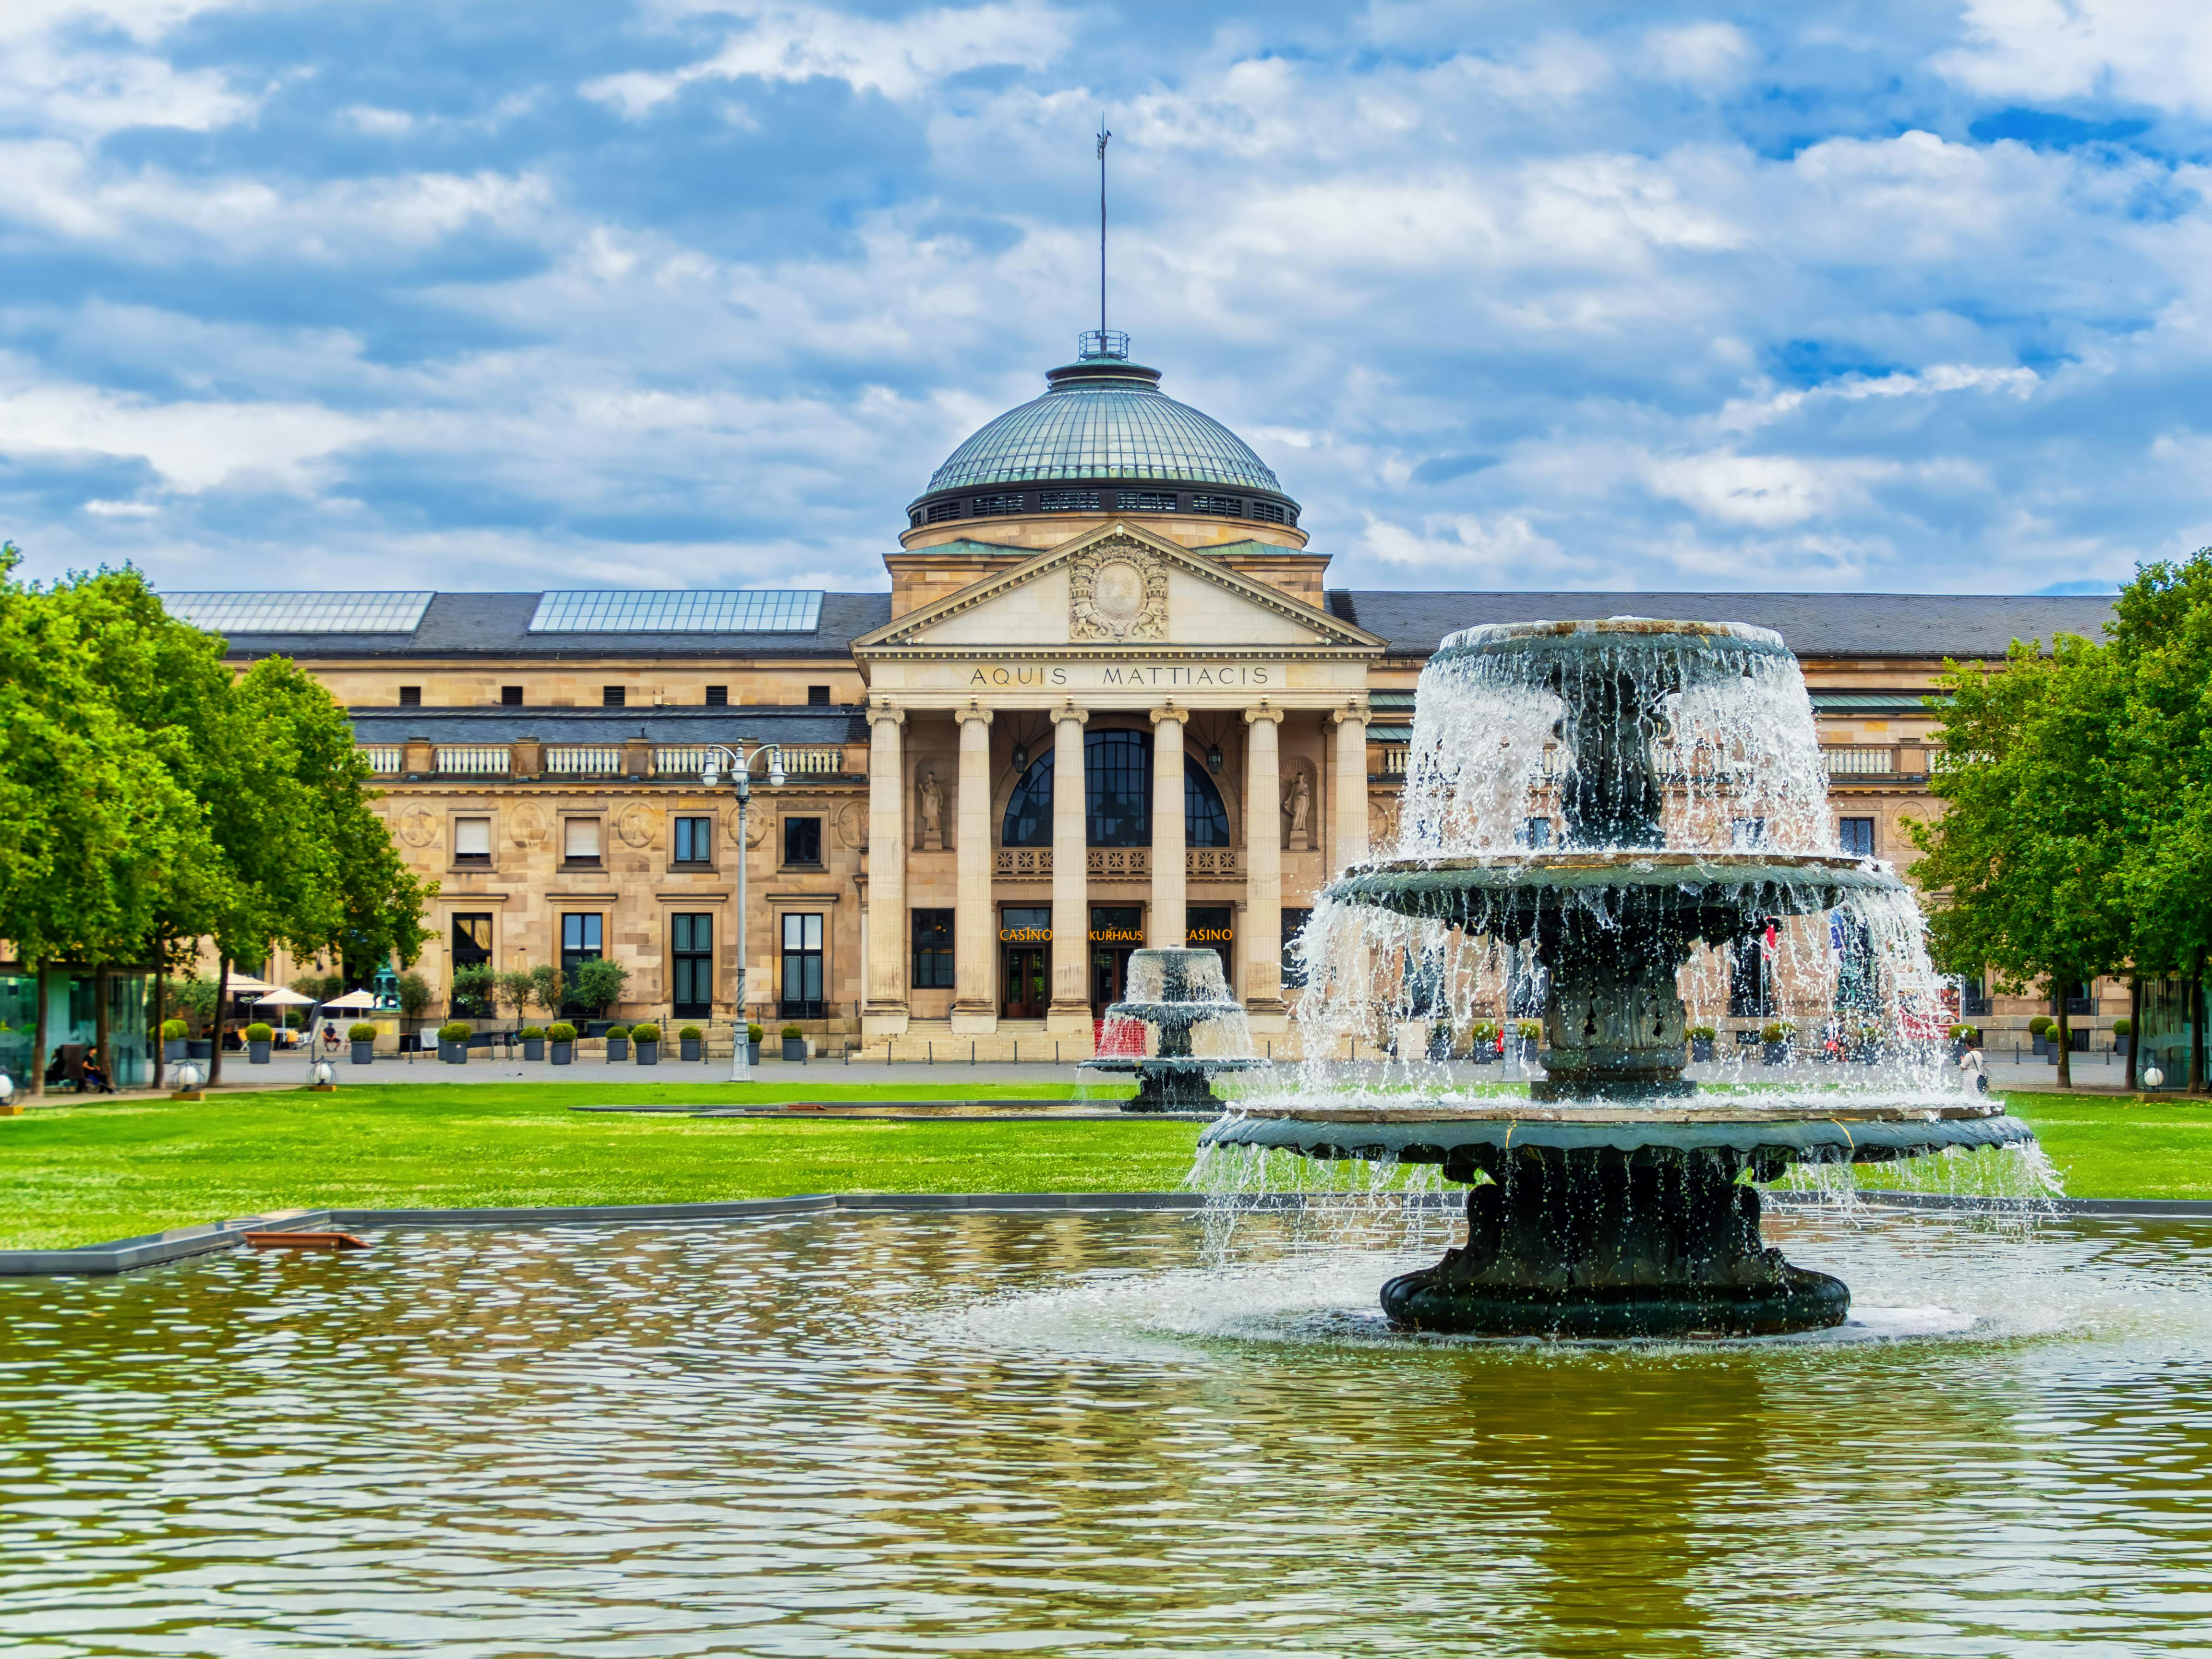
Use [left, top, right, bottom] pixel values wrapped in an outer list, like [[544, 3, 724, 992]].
[[699, 741, 785, 1082]]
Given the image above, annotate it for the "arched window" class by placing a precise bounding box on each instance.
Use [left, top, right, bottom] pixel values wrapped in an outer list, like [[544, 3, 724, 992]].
[[1000, 731, 1235, 848], [1184, 758, 1229, 847]]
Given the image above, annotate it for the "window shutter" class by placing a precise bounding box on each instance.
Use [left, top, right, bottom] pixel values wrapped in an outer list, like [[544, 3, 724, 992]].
[[565, 818, 601, 859], [455, 818, 491, 857]]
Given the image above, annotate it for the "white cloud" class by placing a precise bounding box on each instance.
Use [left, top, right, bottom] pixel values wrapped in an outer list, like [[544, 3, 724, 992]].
[[584, 1, 1074, 116], [1646, 451, 1879, 529], [1640, 23, 1755, 88], [0, 371, 372, 492], [1939, 0, 2212, 116], [1358, 511, 1570, 574]]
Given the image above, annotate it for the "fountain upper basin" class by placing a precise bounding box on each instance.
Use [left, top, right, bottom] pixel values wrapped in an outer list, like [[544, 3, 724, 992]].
[[1329, 851, 1899, 928]]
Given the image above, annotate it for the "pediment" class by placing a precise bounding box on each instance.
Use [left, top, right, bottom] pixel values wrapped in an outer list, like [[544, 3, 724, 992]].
[[852, 521, 1382, 656]]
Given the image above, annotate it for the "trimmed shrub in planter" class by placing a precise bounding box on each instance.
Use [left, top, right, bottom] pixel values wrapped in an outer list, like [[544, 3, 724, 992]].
[[520, 1024, 545, 1061], [349, 1022, 378, 1065], [781, 1023, 806, 1062], [1760, 1021, 1795, 1066], [631, 1022, 661, 1065], [2113, 1016, 2133, 1056], [1688, 1024, 1717, 1063], [1468, 1021, 1498, 1064], [438, 1020, 472, 1064], [2029, 1015, 2053, 1055], [548, 1022, 576, 1065], [679, 1025, 703, 1061], [245, 1021, 273, 1064], [161, 1018, 189, 1061], [747, 1023, 763, 1065], [605, 1024, 631, 1062]]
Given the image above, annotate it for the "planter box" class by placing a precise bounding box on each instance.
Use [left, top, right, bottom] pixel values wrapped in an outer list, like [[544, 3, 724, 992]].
[[163, 1037, 186, 1062], [1468, 1044, 1493, 1064], [350, 1040, 373, 1066], [781, 1037, 806, 1062], [607, 1037, 629, 1062], [2031, 1035, 2050, 1056], [1762, 1043, 1789, 1065], [2115, 1034, 2133, 1057], [551, 1041, 573, 1066], [636, 1042, 658, 1066], [439, 1041, 467, 1064], [186, 1039, 212, 1060], [2047, 1047, 2060, 1065], [523, 1037, 544, 1061], [1690, 1040, 1715, 1063], [747, 1041, 761, 1066], [680, 1036, 701, 1061], [247, 1041, 270, 1065]]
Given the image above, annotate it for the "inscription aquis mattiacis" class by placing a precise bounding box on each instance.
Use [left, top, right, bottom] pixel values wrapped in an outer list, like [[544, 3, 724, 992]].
[[962, 661, 1277, 689]]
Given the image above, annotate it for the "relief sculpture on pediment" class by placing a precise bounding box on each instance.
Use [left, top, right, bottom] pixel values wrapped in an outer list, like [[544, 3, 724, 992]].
[[1069, 538, 1167, 643]]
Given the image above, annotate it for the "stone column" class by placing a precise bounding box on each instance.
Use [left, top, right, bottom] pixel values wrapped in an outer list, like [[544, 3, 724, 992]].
[[1332, 705, 1371, 872], [1243, 705, 1285, 1018], [950, 705, 996, 1034], [1150, 705, 1189, 950], [1046, 705, 1091, 1034], [863, 705, 909, 1042]]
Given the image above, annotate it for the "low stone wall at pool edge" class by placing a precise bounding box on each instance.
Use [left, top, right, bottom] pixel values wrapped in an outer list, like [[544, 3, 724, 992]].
[[5, 1188, 2212, 1278]]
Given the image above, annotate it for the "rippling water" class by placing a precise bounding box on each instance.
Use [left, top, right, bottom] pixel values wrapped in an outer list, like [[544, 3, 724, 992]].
[[4, 1208, 2211, 1657]]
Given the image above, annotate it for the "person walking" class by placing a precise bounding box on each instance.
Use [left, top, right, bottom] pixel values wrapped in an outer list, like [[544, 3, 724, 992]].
[[1959, 1039, 1988, 1095]]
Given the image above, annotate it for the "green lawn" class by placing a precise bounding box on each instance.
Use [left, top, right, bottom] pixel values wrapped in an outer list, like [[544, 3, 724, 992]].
[[0, 1081, 2204, 1252], [0, 1081, 1201, 1251]]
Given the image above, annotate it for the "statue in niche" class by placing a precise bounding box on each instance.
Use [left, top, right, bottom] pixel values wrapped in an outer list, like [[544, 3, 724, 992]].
[[1284, 769, 1312, 852], [919, 769, 945, 851]]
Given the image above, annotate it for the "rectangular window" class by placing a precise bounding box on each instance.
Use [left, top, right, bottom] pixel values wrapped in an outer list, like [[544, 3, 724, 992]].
[[564, 817, 602, 865], [399, 685, 421, 707], [1838, 816, 1876, 857], [454, 817, 492, 865], [452, 913, 493, 967], [1515, 817, 1553, 849], [603, 685, 625, 708], [781, 912, 824, 1018], [1729, 817, 1768, 850], [926, 499, 963, 523], [672, 815, 713, 866], [672, 913, 713, 1018], [1730, 927, 1774, 1018], [973, 493, 1025, 515], [807, 685, 830, 707], [1040, 490, 1100, 511], [501, 685, 522, 706], [1280, 908, 1312, 989], [783, 816, 823, 867], [1118, 490, 1176, 512], [1250, 501, 1286, 524], [1962, 974, 1992, 1018], [561, 913, 602, 1015], [1191, 494, 1243, 516], [911, 909, 954, 989], [705, 685, 728, 707]]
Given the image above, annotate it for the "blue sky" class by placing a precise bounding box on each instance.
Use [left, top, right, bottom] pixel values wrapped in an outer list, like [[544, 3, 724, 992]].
[[4, 0, 2211, 596]]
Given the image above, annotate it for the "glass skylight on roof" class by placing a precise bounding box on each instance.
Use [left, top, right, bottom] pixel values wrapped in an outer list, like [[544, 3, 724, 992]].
[[528, 590, 824, 634], [163, 592, 434, 634]]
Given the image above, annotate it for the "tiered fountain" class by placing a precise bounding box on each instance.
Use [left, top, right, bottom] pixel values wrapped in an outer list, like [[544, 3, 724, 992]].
[[1083, 947, 1262, 1114], [1204, 618, 2036, 1337]]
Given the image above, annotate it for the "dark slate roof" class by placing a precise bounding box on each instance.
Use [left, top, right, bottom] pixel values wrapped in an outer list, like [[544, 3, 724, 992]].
[[223, 592, 894, 660], [1325, 591, 2119, 661], [347, 707, 867, 745]]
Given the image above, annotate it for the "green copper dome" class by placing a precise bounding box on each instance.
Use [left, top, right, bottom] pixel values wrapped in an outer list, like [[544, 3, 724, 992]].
[[925, 345, 1285, 495]]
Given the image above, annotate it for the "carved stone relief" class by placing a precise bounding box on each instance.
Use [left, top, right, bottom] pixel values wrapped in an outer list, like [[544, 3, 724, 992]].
[[397, 805, 439, 849], [1068, 537, 1168, 643], [1369, 796, 1400, 852], [509, 802, 550, 849], [615, 802, 659, 850], [836, 800, 868, 850]]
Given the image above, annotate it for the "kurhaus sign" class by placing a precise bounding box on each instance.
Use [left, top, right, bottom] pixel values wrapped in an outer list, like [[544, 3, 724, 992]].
[[954, 661, 1283, 691]]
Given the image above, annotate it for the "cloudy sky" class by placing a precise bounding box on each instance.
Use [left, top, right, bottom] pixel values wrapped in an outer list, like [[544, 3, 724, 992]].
[[3, 0, 2208, 597]]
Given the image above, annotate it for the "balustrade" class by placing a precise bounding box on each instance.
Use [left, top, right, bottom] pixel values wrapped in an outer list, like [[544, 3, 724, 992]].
[[545, 745, 622, 776], [358, 745, 403, 776], [434, 745, 511, 776]]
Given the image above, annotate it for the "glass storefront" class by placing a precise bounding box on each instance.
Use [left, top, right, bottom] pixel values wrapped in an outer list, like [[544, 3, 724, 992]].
[[0, 969, 153, 1089], [2139, 976, 2203, 1091]]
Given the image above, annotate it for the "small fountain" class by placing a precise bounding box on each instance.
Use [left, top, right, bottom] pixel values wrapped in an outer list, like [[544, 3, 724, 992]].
[[1203, 618, 2039, 1338], [1083, 947, 1262, 1114]]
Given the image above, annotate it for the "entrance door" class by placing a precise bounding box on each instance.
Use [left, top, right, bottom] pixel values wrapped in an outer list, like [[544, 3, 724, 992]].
[[999, 906, 1051, 1020], [1090, 905, 1144, 1015], [1186, 905, 1234, 997]]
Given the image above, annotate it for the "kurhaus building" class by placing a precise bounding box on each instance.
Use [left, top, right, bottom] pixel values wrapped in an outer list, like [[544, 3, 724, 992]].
[[194, 335, 2119, 1058]]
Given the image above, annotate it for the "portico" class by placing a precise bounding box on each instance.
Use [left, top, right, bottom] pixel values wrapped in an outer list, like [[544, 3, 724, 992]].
[[851, 519, 1381, 1052]]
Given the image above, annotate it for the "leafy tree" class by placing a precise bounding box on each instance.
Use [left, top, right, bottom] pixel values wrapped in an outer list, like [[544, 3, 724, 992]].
[[494, 969, 539, 1022], [291, 972, 345, 1002], [569, 958, 629, 1018], [1911, 633, 2134, 1088], [449, 964, 497, 1018], [526, 963, 562, 1016], [397, 972, 433, 1020]]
